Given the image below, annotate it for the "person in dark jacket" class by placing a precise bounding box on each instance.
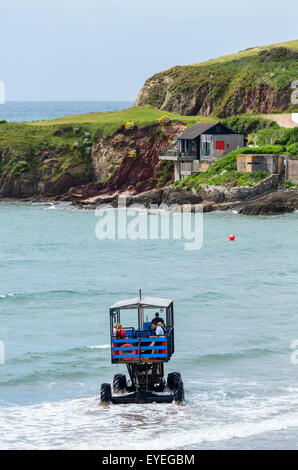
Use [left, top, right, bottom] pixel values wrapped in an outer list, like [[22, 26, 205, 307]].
[[151, 312, 165, 327]]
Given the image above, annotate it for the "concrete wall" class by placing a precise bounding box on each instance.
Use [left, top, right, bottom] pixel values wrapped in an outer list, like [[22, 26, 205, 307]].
[[237, 154, 284, 175], [193, 161, 210, 173], [286, 160, 298, 183], [174, 160, 211, 181], [180, 162, 192, 179]]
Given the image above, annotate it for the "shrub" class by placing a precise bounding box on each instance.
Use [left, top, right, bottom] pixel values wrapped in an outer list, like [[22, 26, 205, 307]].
[[287, 143, 298, 158], [274, 127, 298, 145], [241, 144, 285, 154], [222, 116, 279, 135], [258, 47, 298, 62], [285, 180, 298, 189], [175, 146, 284, 189]]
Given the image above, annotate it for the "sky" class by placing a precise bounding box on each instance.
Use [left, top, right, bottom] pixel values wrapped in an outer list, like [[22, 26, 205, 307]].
[[0, 0, 297, 101]]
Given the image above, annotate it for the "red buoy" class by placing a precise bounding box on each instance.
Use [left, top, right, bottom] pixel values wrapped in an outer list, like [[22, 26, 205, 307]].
[[229, 234, 235, 241]]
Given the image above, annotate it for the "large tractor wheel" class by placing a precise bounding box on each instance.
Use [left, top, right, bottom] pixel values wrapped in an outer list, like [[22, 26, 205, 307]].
[[113, 373, 127, 392], [167, 372, 181, 391], [100, 383, 112, 404], [173, 379, 185, 404]]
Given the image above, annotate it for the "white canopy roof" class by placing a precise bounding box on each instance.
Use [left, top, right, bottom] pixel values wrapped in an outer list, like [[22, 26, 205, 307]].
[[110, 296, 173, 309]]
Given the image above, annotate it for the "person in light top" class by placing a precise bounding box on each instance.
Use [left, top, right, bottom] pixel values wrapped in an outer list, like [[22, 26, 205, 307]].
[[149, 322, 166, 353], [154, 322, 165, 336], [113, 322, 119, 336]]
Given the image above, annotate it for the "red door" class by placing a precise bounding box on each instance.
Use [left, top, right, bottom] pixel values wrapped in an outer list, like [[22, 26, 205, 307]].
[[216, 141, 225, 150]]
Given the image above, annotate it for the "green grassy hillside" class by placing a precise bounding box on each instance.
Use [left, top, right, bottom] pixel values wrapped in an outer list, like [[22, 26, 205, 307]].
[[27, 106, 208, 130], [0, 105, 208, 163], [176, 145, 285, 190], [135, 40, 298, 117], [0, 105, 296, 198], [0, 107, 201, 196], [193, 40, 298, 66]]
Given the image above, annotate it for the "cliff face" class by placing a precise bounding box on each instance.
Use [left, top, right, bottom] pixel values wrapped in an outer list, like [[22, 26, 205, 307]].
[[91, 122, 184, 193], [135, 43, 298, 117], [0, 122, 184, 198]]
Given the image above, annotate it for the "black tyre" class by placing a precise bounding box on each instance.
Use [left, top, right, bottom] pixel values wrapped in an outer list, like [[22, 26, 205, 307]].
[[167, 372, 181, 391], [113, 373, 127, 392], [173, 379, 184, 404], [100, 383, 112, 403]]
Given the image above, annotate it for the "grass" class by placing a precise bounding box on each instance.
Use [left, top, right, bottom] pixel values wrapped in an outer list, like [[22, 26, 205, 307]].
[[137, 40, 298, 117], [26, 106, 213, 133], [249, 127, 298, 155], [222, 115, 280, 134], [0, 121, 93, 184], [0, 106, 216, 181], [285, 180, 298, 189], [175, 146, 286, 190], [192, 39, 298, 66], [0, 103, 295, 192]]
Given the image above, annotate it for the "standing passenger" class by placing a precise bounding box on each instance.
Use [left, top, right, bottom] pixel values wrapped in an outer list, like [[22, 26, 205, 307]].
[[113, 322, 119, 336], [151, 312, 166, 327], [112, 322, 119, 356]]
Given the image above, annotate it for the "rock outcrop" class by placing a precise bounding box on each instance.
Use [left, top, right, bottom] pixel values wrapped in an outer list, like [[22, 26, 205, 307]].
[[71, 183, 298, 216], [91, 123, 185, 193], [72, 187, 203, 209], [0, 123, 185, 199], [234, 191, 298, 215]]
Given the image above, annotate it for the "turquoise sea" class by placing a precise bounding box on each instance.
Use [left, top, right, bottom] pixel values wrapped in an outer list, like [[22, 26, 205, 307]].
[[0, 201, 298, 449], [0, 103, 298, 450]]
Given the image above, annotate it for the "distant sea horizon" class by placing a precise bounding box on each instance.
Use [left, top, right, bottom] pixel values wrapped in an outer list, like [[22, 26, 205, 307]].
[[0, 101, 134, 123]]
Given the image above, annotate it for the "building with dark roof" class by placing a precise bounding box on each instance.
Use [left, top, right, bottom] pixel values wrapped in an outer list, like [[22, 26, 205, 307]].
[[177, 122, 243, 159], [159, 122, 244, 181]]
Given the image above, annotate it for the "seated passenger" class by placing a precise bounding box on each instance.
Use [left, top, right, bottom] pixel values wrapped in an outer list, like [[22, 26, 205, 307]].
[[116, 324, 126, 340], [151, 312, 166, 327], [150, 322, 165, 354], [154, 322, 165, 336]]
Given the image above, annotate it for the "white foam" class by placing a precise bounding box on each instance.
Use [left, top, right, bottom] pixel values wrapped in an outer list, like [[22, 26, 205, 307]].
[[0, 293, 15, 298], [2, 388, 298, 449], [87, 344, 111, 350]]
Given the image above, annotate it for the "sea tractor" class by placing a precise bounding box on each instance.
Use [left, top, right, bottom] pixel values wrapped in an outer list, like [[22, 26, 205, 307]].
[[100, 292, 184, 404]]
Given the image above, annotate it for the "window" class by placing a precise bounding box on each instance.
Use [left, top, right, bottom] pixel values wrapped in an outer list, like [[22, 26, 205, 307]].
[[202, 142, 210, 156]]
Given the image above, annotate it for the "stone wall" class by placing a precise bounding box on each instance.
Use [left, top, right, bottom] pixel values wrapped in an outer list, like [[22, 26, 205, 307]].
[[198, 174, 279, 203], [286, 160, 298, 183]]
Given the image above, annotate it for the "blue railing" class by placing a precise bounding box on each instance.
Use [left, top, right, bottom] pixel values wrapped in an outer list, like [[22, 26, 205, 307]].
[[111, 337, 168, 360]]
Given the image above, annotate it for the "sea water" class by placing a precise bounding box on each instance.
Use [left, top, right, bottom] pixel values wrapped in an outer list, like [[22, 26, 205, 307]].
[[0, 101, 133, 123], [0, 201, 298, 449]]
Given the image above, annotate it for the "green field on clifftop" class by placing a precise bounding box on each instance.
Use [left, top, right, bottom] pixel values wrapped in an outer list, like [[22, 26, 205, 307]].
[[0, 107, 205, 185], [0, 106, 211, 162], [0, 105, 296, 193], [26, 106, 212, 132]]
